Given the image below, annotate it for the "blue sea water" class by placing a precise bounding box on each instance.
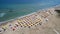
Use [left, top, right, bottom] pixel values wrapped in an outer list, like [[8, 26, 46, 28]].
[[0, 0, 60, 22]]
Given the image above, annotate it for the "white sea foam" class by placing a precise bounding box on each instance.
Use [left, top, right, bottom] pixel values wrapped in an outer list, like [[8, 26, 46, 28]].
[[0, 13, 6, 17]]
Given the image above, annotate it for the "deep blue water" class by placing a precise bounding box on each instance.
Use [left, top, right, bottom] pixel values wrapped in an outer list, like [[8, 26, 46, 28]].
[[0, 0, 60, 22]]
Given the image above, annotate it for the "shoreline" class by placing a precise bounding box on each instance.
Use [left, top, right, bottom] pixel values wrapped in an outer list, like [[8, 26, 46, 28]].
[[0, 4, 60, 25]]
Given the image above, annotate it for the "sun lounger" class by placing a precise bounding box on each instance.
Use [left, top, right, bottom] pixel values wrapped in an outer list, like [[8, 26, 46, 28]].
[[17, 20, 23, 27]]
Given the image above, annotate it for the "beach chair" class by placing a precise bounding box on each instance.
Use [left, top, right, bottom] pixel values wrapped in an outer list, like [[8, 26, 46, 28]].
[[26, 17, 34, 26], [21, 19, 28, 27], [34, 17, 42, 26], [17, 20, 23, 27], [23, 19, 29, 26], [29, 15, 37, 23], [1, 25, 8, 31], [24, 17, 33, 26], [28, 19, 34, 26]]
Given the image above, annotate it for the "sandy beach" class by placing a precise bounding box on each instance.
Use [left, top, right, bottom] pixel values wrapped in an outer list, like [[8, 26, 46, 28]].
[[0, 6, 60, 34]]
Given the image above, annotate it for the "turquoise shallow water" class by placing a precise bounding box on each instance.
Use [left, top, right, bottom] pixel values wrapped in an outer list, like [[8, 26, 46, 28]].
[[0, 3, 59, 22]]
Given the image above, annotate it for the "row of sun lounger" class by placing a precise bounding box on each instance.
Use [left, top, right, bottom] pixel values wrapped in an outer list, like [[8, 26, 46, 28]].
[[16, 8, 55, 27], [0, 8, 55, 33]]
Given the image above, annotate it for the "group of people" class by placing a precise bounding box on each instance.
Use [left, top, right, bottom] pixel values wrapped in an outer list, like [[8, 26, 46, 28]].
[[0, 22, 19, 34], [17, 13, 42, 28], [16, 9, 54, 28], [0, 8, 55, 33]]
